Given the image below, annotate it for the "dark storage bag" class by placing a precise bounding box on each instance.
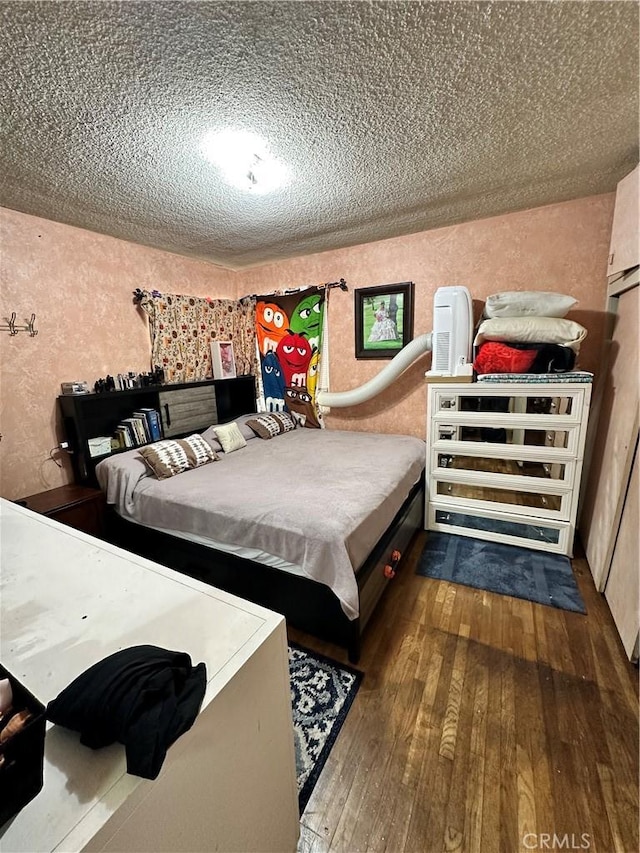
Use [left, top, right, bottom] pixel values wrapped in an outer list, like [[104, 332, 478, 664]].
[[0, 663, 46, 830]]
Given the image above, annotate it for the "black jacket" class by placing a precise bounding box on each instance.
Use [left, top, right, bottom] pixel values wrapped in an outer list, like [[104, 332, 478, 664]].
[[47, 645, 206, 779]]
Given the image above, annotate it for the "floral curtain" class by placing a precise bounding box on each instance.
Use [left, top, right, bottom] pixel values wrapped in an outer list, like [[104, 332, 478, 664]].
[[137, 290, 257, 383]]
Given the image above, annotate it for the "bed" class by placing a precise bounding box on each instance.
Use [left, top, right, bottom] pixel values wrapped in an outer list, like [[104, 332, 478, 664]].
[[97, 414, 425, 661]]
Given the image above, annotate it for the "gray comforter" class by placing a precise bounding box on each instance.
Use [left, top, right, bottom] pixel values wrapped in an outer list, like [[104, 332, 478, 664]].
[[96, 428, 425, 619]]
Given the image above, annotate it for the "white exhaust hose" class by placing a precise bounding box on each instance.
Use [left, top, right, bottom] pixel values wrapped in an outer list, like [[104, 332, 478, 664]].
[[316, 332, 433, 409]]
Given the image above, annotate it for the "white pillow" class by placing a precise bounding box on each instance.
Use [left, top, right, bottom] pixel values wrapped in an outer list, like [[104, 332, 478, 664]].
[[202, 414, 258, 451], [212, 421, 247, 453], [475, 317, 587, 353], [484, 291, 577, 319]]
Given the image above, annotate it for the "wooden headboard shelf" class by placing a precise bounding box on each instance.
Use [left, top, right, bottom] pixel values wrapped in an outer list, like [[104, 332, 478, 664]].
[[58, 375, 256, 485]]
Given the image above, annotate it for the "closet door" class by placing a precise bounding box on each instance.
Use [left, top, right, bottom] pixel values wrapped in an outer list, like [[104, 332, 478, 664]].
[[581, 284, 638, 589], [607, 164, 639, 277], [604, 448, 639, 660]]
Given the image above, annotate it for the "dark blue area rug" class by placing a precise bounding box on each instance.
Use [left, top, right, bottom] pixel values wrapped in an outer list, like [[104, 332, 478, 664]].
[[288, 644, 363, 813], [417, 532, 586, 614]]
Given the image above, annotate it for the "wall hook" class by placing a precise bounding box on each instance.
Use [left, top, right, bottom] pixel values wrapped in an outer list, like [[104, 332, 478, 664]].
[[1, 312, 38, 336], [26, 314, 38, 336]]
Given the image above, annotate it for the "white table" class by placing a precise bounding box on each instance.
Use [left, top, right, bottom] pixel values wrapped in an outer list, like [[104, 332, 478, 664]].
[[0, 499, 299, 852]]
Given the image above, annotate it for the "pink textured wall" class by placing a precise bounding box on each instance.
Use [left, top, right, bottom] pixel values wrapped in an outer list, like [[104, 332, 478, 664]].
[[235, 194, 615, 438], [1, 194, 614, 500], [0, 209, 234, 499]]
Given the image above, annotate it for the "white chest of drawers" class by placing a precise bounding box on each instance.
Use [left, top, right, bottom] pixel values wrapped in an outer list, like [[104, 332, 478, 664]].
[[425, 379, 592, 556]]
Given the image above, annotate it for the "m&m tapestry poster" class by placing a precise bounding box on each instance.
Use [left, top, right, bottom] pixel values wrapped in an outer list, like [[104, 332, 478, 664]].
[[256, 289, 325, 428]]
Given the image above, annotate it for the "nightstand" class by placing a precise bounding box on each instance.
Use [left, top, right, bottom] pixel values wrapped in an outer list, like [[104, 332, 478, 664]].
[[17, 484, 106, 539]]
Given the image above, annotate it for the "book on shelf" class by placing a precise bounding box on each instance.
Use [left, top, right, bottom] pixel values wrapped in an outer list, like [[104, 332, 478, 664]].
[[132, 412, 152, 443], [122, 417, 146, 446], [135, 418, 148, 444], [136, 407, 162, 441], [121, 418, 140, 445], [111, 409, 162, 451], [116, 423, 134, 447], [113, 428, 131, 450]]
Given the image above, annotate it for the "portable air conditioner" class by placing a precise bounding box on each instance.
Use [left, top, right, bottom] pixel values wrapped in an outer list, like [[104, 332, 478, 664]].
[[428, 285, 473, 376]]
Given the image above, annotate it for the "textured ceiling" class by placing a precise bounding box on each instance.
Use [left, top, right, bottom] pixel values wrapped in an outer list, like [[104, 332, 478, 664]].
[[1, 1, 638, 270]]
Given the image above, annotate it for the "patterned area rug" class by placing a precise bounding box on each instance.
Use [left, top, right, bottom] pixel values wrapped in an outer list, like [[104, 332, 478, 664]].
[[417, 531, 586, 614], [288, 643, 363, 813]]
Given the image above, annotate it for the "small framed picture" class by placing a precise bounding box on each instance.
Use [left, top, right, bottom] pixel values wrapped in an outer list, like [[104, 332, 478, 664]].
[[354, 281, 414, 359], [211, 340, 237, 379]]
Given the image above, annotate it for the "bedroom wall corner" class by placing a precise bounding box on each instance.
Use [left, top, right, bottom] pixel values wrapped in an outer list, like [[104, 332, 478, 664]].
[[0, 208, 235, 500], [234, 193, 615, 440]]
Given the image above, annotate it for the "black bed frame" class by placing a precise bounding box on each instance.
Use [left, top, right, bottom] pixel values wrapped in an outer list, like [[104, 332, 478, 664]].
[[106, 477, 425, 663]]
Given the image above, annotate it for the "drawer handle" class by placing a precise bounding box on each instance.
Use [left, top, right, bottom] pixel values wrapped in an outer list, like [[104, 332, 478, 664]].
[[164, 403, 171, 427], [383, 549, 402, 579]]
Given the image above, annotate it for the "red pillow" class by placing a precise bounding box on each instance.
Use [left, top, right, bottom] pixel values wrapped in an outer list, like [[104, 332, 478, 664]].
[[474, 341, 538, 375]]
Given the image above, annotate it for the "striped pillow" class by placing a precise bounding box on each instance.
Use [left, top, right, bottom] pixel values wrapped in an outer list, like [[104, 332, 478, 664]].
[[246, 412, 297, 440], [139, 434, 218, 479]]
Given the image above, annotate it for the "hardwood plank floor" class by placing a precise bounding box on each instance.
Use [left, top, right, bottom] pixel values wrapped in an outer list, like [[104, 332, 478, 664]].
[[290, 532, 638, 853]]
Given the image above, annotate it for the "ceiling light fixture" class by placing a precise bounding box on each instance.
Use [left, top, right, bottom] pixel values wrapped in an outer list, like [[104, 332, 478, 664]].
[[199, 129, 289, 194]]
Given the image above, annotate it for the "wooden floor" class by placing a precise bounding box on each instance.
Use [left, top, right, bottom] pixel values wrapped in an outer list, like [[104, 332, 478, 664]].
[[290, 532, 639, 853]]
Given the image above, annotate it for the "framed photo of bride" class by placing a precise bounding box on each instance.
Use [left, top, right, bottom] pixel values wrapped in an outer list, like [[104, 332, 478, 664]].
[[354, 281, 414, 359]]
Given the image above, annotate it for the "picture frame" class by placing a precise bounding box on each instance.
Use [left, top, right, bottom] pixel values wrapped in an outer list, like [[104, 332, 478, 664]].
[[211, 340, 237, 379], [354, 281, 414, 359]]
